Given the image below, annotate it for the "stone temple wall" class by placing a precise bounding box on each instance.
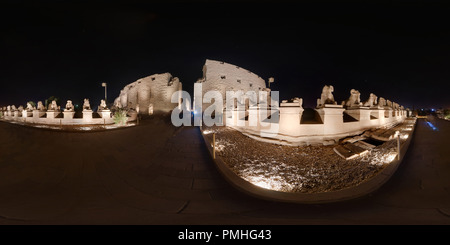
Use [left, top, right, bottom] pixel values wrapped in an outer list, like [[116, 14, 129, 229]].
[[196, 59, 267, 111], [114, 73, 182, 114]]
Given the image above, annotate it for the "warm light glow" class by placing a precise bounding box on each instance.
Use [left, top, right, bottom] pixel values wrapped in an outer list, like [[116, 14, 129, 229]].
[[212, 140, 227, 152], [104, 123, 134, 129], [385, 152, 398, 162], [369, 151, 398, 166], [34, 125, 53, 129], [202, 130, 213, 135], [244, 175, 294, 191]]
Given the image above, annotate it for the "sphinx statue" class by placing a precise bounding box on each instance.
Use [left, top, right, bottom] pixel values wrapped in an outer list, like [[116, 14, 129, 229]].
[[18, 105, 24, 112], [7, 105, 11, 111], [363, 93, 378, 107], [48, 100, 60, 111], [11, 105, 17, 111], [392, 102, 399, 110], [316, 85, 337, 108], [290, 97, 303, 108], [98, 99, 108, 111], [293, 97, 303, 108], [378, 97, 386, 107], [65, 100, 75, 111], [26, 102, 35, 111], [83, 98, 91, 111], [386, 100, 393, 108], [37, 101, 46, 111], [342, 89, 362, 108]]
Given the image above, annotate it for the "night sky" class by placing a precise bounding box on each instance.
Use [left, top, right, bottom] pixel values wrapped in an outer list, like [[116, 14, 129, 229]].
[[1, 0, 449, 110]]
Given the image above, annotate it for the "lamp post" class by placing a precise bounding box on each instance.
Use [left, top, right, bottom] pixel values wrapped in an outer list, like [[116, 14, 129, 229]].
[[102, 82, 107, 103], [268, 77, 274, 88]]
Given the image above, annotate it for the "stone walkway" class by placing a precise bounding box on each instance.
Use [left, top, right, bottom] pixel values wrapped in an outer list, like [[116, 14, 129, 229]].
[[0, 115, 449, 224]]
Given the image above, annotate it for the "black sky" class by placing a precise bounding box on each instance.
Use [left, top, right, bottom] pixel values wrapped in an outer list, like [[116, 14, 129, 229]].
[[1, 0, 449, 109]]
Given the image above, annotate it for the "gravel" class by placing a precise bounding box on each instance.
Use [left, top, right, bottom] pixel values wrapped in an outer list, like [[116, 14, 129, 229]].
[[203, 123, 411, 194]]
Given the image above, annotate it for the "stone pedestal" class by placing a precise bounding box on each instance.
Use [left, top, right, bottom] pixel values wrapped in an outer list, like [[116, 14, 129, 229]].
[[82, 110, 93, 120], [98, 110, 111, 118], [63, 111, 75, 119], [46, 110, 60, 119], [279, 104, 303, 136], [224, 109, 234, 126], [22, 111, 32, 118], [248, 106, 259, 127], [384, 108, 393, 118], [7, 111, 12, 117], [316, 105, 345, 135], [345, 107, 370, 121], [374, 109, 385, 125], [33, 110, 46, 119], [374, 108, 383, 119], [13, 111, 20, 118]]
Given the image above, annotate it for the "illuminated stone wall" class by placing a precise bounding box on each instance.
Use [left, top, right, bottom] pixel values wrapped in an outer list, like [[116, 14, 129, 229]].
[[114, 73, 182, 114], [192, 60, 409, 145], [196, 59, 267, 111]]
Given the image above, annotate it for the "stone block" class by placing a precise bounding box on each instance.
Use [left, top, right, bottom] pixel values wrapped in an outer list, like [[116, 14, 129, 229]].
[[46, 111, 60, 119], [82, 110, 93, 120], [63, 111, 75, 119]]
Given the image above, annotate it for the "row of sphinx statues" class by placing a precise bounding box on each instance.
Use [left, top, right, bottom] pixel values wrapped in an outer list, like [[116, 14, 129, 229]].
[[1, 99, 109, 113], [316, 85, 405, 110]]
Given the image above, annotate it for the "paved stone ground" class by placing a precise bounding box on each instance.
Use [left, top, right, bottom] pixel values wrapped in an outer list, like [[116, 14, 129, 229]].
[[0, 115, 449, 225]]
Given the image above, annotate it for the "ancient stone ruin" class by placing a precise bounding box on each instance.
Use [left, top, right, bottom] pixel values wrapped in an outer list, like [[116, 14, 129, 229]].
[[0, 58, 410, 136], [65, 100, 75, 111], [195, 60, 409, 145], [1, 97, 115, 126], [317, 85, 337, 108], [113, 72, 182, 115]]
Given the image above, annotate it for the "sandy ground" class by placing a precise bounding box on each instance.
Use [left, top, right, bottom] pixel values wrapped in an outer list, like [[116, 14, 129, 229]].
[[202, 123, 411, 193], [0, 114, 449, 225]]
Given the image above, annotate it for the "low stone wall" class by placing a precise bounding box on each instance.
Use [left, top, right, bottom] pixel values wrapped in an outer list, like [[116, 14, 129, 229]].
[[0, 111, 114, 125], [200, 117, 416, 204], [225, 106, 407, 145]]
